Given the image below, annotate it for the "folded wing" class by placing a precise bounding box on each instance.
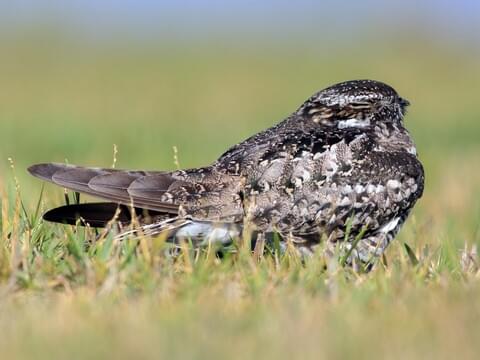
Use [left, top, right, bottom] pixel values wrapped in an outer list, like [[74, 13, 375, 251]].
[[28, 163, 180, 214]]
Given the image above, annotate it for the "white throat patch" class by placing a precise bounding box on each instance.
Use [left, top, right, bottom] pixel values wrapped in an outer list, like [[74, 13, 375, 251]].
[[337, 118, 371, 129]]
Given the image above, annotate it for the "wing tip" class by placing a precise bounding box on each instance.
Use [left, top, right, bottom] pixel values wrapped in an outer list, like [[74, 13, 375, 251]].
[[28, 162, 75, 181], [28, 163, 55, 181]]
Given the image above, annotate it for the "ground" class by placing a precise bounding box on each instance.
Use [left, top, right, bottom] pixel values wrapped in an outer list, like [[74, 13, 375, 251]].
[[0, 38, 479, 359]]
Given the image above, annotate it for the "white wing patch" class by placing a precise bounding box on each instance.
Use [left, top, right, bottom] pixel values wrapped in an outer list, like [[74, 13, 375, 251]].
[[379, 217, 400, 234]]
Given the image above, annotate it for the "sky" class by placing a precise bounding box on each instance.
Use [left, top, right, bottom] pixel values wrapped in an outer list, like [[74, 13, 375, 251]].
[[0, 1, 479, 45]]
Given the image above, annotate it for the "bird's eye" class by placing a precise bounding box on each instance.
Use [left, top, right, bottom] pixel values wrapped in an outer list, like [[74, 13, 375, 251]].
[[348, 102, 372, 110]]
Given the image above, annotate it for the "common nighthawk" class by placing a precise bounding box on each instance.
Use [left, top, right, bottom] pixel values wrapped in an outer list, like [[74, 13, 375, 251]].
[[29, 80, 424, 264]]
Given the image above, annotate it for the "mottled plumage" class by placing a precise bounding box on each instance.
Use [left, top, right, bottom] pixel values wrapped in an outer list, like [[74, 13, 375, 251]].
[[29, 80, 424, 263]]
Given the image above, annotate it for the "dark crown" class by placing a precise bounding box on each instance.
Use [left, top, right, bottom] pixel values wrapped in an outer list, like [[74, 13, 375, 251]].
[[299, 80, 409, 126]]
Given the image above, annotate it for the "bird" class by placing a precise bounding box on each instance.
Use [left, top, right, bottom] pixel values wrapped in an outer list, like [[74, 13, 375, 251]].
[[28, 79, 424, 264]]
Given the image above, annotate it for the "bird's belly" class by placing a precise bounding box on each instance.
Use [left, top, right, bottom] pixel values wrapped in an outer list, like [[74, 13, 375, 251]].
[[268, 175, 421, 243]]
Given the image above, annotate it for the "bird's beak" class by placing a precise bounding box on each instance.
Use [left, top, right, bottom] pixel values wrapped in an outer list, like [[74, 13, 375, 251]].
[[399, 97, 410, 107]]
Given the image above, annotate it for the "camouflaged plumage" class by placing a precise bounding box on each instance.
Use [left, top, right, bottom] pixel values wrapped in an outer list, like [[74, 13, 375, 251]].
[[29, 80, 424, 263]]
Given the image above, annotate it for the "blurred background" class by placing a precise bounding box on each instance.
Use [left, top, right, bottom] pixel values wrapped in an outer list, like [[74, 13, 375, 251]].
[[0, 1, 479, 243]]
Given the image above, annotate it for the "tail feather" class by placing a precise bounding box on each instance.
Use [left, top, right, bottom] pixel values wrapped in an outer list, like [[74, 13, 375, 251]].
[[43, 202, 167, 228]]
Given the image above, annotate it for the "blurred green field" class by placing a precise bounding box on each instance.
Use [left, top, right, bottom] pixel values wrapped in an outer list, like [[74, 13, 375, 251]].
[[1, 36, 480, 359]]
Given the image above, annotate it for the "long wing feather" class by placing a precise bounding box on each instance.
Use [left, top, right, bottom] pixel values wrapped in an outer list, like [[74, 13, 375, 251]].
[[28, 163, 179, 213]]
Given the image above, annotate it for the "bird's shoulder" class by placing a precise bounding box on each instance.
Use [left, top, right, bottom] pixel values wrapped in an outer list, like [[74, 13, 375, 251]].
[[215, 115, 368, 175]]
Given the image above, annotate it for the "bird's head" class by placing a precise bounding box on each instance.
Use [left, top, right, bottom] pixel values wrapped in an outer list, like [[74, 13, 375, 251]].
[[299, 79, 410, 130]]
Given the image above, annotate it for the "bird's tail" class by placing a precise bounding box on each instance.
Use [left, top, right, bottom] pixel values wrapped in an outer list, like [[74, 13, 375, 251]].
[[42, 202, 169, 228], [41, 202, 241, 248]]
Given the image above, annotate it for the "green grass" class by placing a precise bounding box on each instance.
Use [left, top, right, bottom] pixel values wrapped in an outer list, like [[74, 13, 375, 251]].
[[1, 37, 480, 359]]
